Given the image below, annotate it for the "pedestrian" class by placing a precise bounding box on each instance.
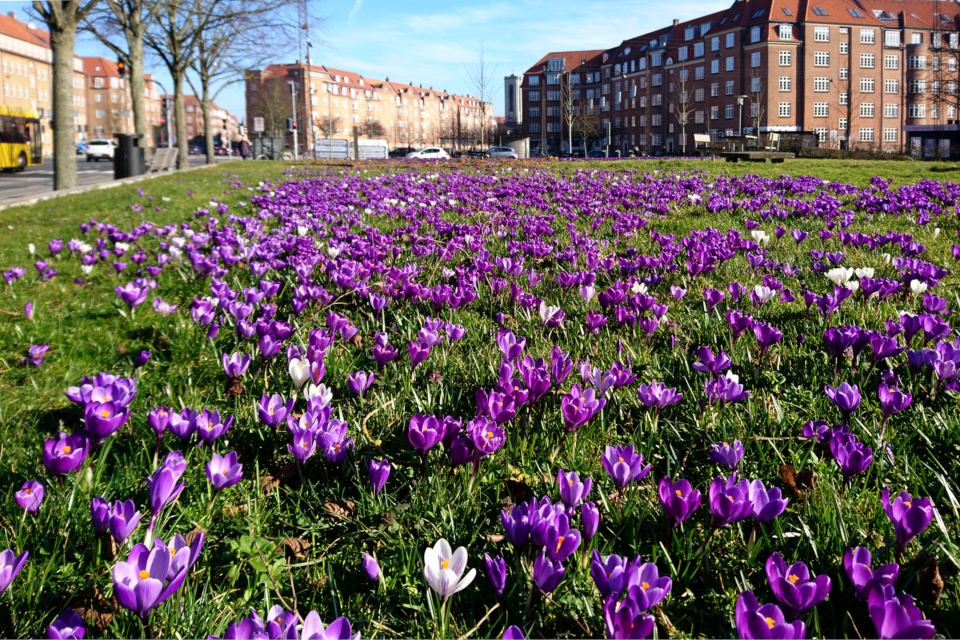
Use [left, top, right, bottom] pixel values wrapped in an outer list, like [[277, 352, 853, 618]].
[[239, 137, 251, 161]]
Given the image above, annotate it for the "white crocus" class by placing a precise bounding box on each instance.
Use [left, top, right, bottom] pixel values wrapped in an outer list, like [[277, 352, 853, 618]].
[[327, 246, 341, 259], [288, 358, 311, 390], [910, 280, 928, 296], [753, 285, 776, 304], [854, 267, 874, 279], [881, 253, 891, 265], [630, 281, 648, 295], [423, 538, 476, 602], [303, 383, 333, 407], [725, 371, 740, 384], [933, 228, 941, 239], [825, 267, 854, 286], [539, 300, 561, 324], [750, 230, 770, 246], [297, 226, 309, 236], [28, 243, 35, 255], [845, 280, 860, 292], [81, 265, 94, 275]]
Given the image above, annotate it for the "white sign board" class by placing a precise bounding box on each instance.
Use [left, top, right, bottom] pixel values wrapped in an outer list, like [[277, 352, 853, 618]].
[[253, 117, 264, 133]]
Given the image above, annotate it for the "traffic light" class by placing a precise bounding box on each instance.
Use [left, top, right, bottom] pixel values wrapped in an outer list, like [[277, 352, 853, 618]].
[[286, 118, 297, 133], [117, 60, 126, 78]]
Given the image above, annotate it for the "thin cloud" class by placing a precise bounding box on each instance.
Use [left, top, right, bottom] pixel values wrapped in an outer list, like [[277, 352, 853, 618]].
[[348, 0, 363, 20]]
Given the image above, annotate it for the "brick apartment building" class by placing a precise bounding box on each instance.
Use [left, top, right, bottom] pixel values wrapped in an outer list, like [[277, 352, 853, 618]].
[[515, 0, 960, 157], [82, 57, 165, 148], [245, 62, 491, 152], [160, 94, 240, 148], [0, 10, 87, 155]]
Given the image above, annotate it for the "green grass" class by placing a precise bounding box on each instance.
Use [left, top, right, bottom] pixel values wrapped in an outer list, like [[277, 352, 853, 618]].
[[0, 158, 959, 639]]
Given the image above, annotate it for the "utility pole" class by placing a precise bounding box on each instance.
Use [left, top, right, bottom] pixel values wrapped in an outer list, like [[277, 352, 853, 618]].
[[289, 81, 299, 160]]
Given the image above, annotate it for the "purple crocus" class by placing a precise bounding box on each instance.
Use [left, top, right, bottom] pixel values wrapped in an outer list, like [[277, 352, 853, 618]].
[[843, 546, 899, 601], [560, 384, 605, 432], [601, 445, 650, 490], [835, 440, 873, 482], [496, 330, 526, 361], [195, 410, 233, 445], [42, 432, 89, 476], [407, 341, 431, 370], [734, 591, 806, 640], [148, 451, 186, 515], [25, 343, 49, 366], [532, 551, 564, 593], [582, 501, 600, 542], [705, 373, 750, 405], [557, 469, 592, 509], [115, 282, 148, 309], [221, 352, 251, 377], [112, 543, 188, 621], [408, 414, 445, 458], [482, 553, 507, 598], [658, 476, 701, 527], [590, 551, 629, 599], [747, 479, 789, 524], [882, 487, 933, 558], [636, 380, 682, 411], [0, 549, 29, 595], [108, 499, 142, 545], [765, 552, 831, 620], [692, 346, 732, 376], [205, 451, 243, 492], [708, 440, 744, 469], [708, 472, 753, 529], [257, 394, 293, 428], [824, 382, 861, 420], [47, 608, 86, 640], [15, 481, 44, 515], [868, 584, 936, 640], [753, 322, 783, 357], [368, 459, 390, 496], [877, 384, 912, 421], [363, 553, 381, 583], [82, 401, 131, 446], [347, 371, 374, 398]]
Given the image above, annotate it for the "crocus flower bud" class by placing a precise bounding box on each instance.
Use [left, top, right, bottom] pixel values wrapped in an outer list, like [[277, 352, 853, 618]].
[[482, 553, 506, 598], [15, 481, 44, 515], [368, 459, 390, 496], [581, 501, 600, 542], [362, 553, 381, 582]]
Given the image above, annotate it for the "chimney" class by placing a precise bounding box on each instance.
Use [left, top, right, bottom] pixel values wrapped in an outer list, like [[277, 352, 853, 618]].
[[7, 11, 16, 19], [673, 18, 679, 25]]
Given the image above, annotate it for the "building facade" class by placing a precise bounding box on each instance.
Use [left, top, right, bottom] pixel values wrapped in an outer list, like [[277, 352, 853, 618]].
[[246, 62, 492, 152], [516, 0, 960, 156], [160, 94, 240, 148]]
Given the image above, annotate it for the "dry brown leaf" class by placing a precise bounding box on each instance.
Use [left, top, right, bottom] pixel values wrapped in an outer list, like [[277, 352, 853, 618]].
[[259, 465, 298, 493], [919, 558, 944, 606], [485, 534, 505, 543], [224, 504, 248, 516], [185, 527, 206, 547], [350, 334, 363, 348], [780, 465, 803, 501], [225, 376, 244, 399], [323, 500, 356, 519], [116, 343, 127, 355], [69, 586, 114, 635], [278, 537, 312, 558]]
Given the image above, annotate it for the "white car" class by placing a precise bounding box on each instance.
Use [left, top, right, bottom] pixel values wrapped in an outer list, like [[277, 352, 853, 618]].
[[86, 139, 117, 162], [406, 147, 450, 160], [485, 146, 518, 159]]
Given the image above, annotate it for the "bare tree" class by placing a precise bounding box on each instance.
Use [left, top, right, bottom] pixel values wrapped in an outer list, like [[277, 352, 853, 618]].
[[31, 0, 100, 190], [366, 120, 386, 139], [81, 1, 162, 145], [317, 114, 341, 138], [672, 65, 693, 154], [559, 66, 576, 154], [573, 95, 599, 155], [749, 70, 764, 140], [466, 43, 497, 149], [252, 78, 290, 137]]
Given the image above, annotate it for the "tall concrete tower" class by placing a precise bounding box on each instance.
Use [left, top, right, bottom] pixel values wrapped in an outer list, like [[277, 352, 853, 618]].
[[504, 75, 522, 124]]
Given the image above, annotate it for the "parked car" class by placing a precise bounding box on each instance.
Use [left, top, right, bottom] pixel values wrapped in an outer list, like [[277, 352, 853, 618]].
[[214, 145, 231, 156], [76, 142, 88, 155], [189, 144, 205, 155], [485, 146, 518, 159], [389, 146, 417, 158], [86, 139, 116, 161], [405, 147, 450, 160]]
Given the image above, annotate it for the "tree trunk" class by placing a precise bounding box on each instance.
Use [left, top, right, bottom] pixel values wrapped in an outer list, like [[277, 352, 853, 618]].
[[50, 22, 79, 190], [127, 30, 146, 139], [202, 81, 214, 165], [173, 70, 188, 169]]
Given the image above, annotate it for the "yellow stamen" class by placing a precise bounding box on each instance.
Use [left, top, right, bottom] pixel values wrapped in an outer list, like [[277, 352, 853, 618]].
[[63, 446, 72, 454], [904, 501, 912, 508], [618, 457, 624, 463], [139, 570, 150, 580], [100, 410, 111, 418], [765, 617, 776, 630], [556, 536, 565, 554], [441, 559, 449, 569], [24, 488, 31, 494], [788, 574, 799, 584], [675, 489, 683, 497], [641, 581, 650, 590]]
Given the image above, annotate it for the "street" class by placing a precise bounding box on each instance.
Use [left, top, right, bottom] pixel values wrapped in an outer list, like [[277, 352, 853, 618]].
[[0, 155, 235, 205]]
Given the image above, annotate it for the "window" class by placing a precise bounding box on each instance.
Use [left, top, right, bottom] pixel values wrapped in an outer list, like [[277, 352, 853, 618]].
[[779, 76, 791, 91], [694, 42, 704, 57], [652, 74, 662, 87], [651, 53, 662, 66], [751, 77, 761, 92], [695, 110, 705, 124], [695, 88, 705, 101], [528, 107, 540, 118], [726, 33, 735, 48], [839, 67, 849, 79], [814, 51, 829, 66], [932, 57, 941, 71], [814, 102, 829, 117], [859, 127, 874, 142], [547, 122, 560, 132], [884, 103, 898, 118], [528, 91, 540, 101], [860, 103, 875, 118], [652, 93, 662, 106], [885, 55, 899, 70], [909, 55, 926, 69], [529, 76, 540, 86], [779, 102, 791, 117], [711, 106, 719, 119], [725, 81, 734, 95], [652, 114, 662, 126], [839, 92, 848, 105], [528, 123, 540, 132], [813, 127, 828, 142], [751, 26, 761, 43], [725, 104, 734, 119], [94, 77, 104, 88], [711, 36, 720, 51], [839, 117, 848, 130], [812, 6, 828, 15], [885, 79, 898, 93], [711, 59, 720, 74], [725, 56, 735, 71], [750, 103, 759, 117], [883, 128, 897, 142], [909, 80, 926, 94], [779, 25, 792, 39], [814, 26, 830, 42], [849, 9, 864, 17], [860, 29, 875, 44], [779, 50, 791, 66], [751, 52, 761, 67], [95, 93, 103, 103], [860, 78, 875, 93], [861, 54, 875, 68], [695, 66, 705, 80], [678, 47, 688, 61], [710, 83, 719, 97], [547, 91, 560, 101], [839, 42, 849, 54], [95, 109, 105, 118], [885, 31, 900, 46], [908, 104, 926, 118], [814, 77, 830, 92]]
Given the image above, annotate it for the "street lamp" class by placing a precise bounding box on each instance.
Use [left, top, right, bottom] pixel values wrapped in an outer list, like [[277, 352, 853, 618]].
[[736, 94, 748, 138], [288, 80, 299, 161]]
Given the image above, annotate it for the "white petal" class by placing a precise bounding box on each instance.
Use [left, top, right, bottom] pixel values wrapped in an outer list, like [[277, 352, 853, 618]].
[[448, 547, 468, 577], [452, 568, 477, 595]]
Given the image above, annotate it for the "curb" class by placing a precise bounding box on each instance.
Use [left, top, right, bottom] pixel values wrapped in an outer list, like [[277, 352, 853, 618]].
[[0, 162, 230, 212]]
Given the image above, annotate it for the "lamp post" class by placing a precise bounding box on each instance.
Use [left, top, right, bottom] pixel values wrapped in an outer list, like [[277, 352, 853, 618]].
[[288, 80, 299, 161], [736, 94, 748, 139]]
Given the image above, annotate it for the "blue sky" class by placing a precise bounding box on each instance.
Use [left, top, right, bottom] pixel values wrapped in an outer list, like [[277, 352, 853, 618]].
[[11, 0, 731, 120]]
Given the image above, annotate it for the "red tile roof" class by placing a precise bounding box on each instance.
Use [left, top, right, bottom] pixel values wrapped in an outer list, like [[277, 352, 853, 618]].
[[82, 56, 121, 78], [0, 12, 49, 51], [523, 50, 607, 75]]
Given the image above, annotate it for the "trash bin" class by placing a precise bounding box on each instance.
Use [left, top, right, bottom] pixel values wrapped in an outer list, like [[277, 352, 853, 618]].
[[114, 133, 146, 179]]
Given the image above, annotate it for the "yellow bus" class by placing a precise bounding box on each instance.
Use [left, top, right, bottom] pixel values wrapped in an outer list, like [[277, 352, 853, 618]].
[[0, 106, 43, 172]]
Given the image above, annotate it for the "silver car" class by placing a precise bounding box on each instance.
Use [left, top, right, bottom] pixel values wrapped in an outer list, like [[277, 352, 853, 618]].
[[485, 146, 518, 159]]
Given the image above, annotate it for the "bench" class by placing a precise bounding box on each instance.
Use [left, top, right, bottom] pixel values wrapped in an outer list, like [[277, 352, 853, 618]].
[[765, 132, 781, 151], [719, 150, 795, 164], [694, 133, 718, 157], [147, 147, 178, 174]]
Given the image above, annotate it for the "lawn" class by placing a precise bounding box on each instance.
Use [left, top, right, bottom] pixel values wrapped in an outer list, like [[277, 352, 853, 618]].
[[0, 157, 958, 639]]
